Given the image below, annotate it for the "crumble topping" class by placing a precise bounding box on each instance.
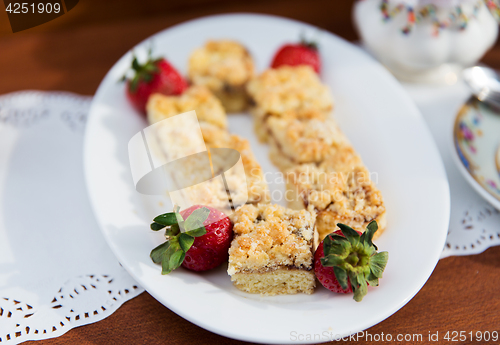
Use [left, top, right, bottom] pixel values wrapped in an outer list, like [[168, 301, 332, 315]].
[[200, 123, 270, 205], [147, 85, 227, 129], [228, 204, 316, 276], [188, 40, 255, 90], [246, 65, 333, 117], [286, 163, 385, 236], [268, 118, 349, 165]]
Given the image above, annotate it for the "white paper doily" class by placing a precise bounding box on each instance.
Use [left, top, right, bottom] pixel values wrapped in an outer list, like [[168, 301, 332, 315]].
[[402, 81, 500, 258], [0, 91, 144, 344]]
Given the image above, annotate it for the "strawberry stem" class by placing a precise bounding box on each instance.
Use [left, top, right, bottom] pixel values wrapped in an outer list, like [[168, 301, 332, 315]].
[[149, 206, 210, 274], [320, 221, 388, 302], [121, 47, 162, 93]]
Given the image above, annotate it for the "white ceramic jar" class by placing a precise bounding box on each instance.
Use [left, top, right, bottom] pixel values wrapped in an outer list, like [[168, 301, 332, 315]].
[[354, 0, 499, 83]]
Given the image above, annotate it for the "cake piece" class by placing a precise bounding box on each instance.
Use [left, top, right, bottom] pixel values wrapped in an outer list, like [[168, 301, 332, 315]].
[[188, 40, 255, 113], [147, 85, 227, 129], [200, 122, 270, 206], [146, 88, 269, 214], [228, 204, 316, 295], [286, 163, 386, 243], [267, 117, 350, 171], [246, 65, 334, 142]]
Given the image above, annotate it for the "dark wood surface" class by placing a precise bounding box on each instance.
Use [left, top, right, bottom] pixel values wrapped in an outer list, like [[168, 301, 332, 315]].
[[1, 1, 500, 344]]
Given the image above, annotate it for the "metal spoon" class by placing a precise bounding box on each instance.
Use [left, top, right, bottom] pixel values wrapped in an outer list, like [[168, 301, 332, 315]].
[[463, 66, 500, 108]]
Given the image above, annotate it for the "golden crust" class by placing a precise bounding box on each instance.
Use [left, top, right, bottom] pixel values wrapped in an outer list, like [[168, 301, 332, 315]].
[[286, 164, 386, 242], [228, 204, 316, 276], [188, 40, 255, 89], [200, 123, 270, 205], [146, 85, 227, 129], [246, 65, 333, 118], [188, 40, 254, 112], [267, 118, 350, 170]]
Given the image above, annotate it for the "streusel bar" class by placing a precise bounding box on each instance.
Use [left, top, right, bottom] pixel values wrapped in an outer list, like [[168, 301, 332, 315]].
[[188, 40, 255, 113], [286, 163, 386, 243], [146, 87, 269, 213], [246, 65, 333, 142], [228, 204, 316, 295], [201, 122, 270, 206], [147, 85, 227, 129], [267, 117, 349, 171]]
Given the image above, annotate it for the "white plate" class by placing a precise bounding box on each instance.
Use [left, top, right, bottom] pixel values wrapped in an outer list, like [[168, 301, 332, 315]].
[[451, 97, 500, 210], [84, 14, 450, 344]]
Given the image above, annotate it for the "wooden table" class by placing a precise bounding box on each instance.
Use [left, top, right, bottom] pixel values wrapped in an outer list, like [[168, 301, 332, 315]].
[[1, 1, 500, 344]]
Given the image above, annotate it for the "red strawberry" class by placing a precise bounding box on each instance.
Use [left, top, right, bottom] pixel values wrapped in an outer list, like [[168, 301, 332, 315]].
[[150, 205, 232, 274], [123, 52, 188, 114], [271, 40, 321, 73], [314, 222, 388, 302], [179, 205, 232, 271]]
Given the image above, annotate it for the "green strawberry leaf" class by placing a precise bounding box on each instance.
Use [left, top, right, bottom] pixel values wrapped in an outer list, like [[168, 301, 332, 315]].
[[143, 64, 159, 73], [150, 222, 166, 231], [319, 222, 388, 302], [185, 227, 206, 237], [161, 238, 185, 275], [320, 254, 344, 267], [142, 73, 153, 83], [153, 212, 178, 226], [348, 270, 358, 288], [366, 271, 379, 287], [167, 250, 185, 273], [323, 233, 349, 256], [361, 221, 378, 250], [175, 211, 185, 232], [131, 56, 140, 71], [184, 207, 210, 232], [129, 77, 140, 93], [150, 241, 170, 264], [179, 233, 195, 252], [329, 240, 352, 256], [337, 223, 360, 246], [329, 233, 346, 241], [165, 224, 180, 237], [369, 251, 389, 278], [333, 266, 349, 290], [353, 275, 368, 302], [322, 233, 334, 255]]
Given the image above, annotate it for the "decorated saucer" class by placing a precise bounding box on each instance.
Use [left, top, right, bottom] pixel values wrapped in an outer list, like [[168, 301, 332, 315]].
[[452, 97, 500, 210]]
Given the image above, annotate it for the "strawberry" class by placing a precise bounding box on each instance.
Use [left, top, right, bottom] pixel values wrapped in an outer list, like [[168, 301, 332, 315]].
[[150, 205, 232, 274], [271, 39, 321, 73], [314, 222, 388, 302], [122, 50, 188, 114]]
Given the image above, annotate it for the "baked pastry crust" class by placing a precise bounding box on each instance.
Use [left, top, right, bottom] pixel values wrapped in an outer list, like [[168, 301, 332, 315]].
[[286, 164, 386, 242], [267, 118, 350, 171], [247, 65, 333, 117], [200, 123, 270, 206], [147, 85, 227, 129], [247, 65, 333, 142], [228, 204, 316, 295], [188, 40, 255, 112], [146, 87, 269, 213]]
